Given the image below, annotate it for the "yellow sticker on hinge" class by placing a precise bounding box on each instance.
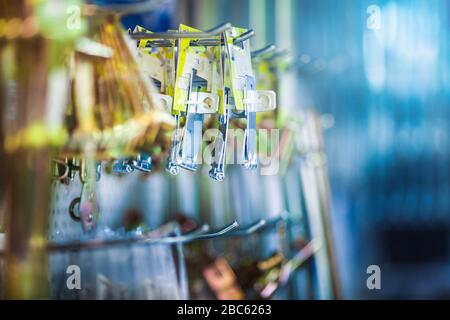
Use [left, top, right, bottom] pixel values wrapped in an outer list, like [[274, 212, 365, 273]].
[[224, 27, 254, 112], [134, 26, 176, 96], [173, 25, 217, 114], [172, 24, 200, 114]]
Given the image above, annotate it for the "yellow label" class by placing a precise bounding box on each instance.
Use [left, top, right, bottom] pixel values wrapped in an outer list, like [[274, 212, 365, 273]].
[[134, 25, 176, 97], [173, 25, 223, 115], [224, 27, 254, 112], [173, 25, 201, 114]]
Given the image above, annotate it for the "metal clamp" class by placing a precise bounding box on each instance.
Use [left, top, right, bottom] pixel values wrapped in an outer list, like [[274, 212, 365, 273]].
[[251, 44, 276, 59]]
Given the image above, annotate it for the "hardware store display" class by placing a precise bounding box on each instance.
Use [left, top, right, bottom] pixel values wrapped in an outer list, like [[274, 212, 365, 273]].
[[2, 0, 446, 301]]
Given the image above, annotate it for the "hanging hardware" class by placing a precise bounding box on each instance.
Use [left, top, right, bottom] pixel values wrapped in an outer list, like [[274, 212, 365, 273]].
[[68, 159, 101, 232], [155, 221, 239, 244], [165, 24, 223, 174], [226, 214, 287, 237], [260, 238, 322, 298], [179, 70, 220, 172], [130, 23, 279, 180], [219, 27, 277, 174], [130, 23, 253, 48]]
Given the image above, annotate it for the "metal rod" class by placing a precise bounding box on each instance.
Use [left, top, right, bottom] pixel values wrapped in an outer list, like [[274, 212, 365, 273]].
[[226, 219, 267, 237], [137, 25, 255, 48], [156, 221, 239, 243], [0, 221, 240, 255], [251, 44, 276, 58], [130, 22, 232, 40], [234, 29, 255, 45], [226, 212, 289, 237]]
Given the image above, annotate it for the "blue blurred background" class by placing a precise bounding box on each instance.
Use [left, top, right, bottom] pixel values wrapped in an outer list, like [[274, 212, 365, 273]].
[[112, 0, 450, 298]]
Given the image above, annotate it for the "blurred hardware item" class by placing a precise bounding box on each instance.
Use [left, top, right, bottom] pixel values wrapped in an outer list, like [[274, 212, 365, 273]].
[[297, 110, 341, 299], [0, 0, 83, 299]]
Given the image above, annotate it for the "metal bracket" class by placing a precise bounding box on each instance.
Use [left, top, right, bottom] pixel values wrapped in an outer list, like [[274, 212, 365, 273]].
[[169, 69, 218, 173], [208, 86, 232, 181]]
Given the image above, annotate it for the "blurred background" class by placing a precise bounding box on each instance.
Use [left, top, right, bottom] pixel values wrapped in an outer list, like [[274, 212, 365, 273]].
[[125, 0, 450, 299]]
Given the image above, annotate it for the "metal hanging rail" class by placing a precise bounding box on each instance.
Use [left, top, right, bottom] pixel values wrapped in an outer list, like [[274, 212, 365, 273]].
[[129, 23, 255, 47]]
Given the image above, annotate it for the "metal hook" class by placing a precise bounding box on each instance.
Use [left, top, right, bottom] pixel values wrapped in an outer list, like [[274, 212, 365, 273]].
[[269, 49, 290, 61], [233, 29, 255, 45], [154, 221, 239, 244], [226, 219, 267, 237], [251, 44, 276, 59], [34, 221, 239, 254], [187, 220, 239, 240], [225, 213, 288, 237], [263, 215, 287, 230], [79, 160, 102, 183], [143, 224, 210, 244]]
